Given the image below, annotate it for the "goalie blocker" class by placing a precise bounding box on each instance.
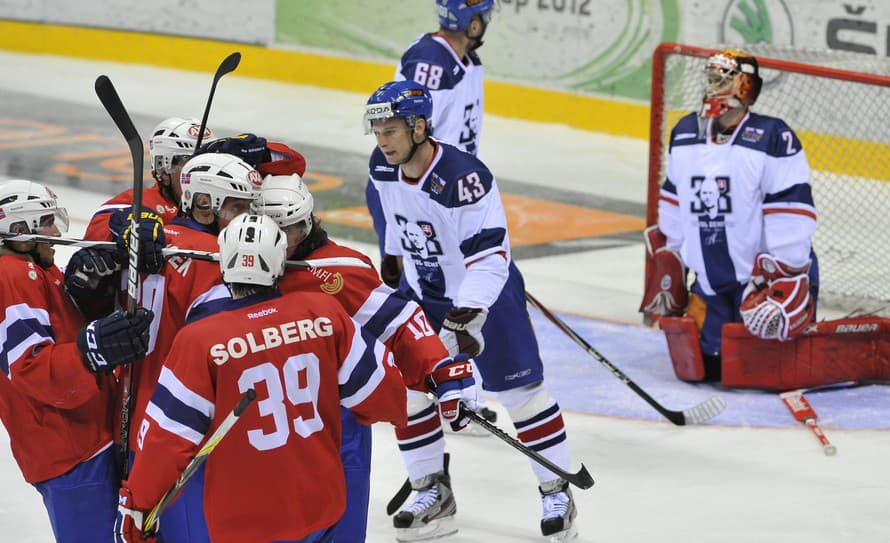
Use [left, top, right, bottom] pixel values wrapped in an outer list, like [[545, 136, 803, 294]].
[[661, 315, 890, 389]]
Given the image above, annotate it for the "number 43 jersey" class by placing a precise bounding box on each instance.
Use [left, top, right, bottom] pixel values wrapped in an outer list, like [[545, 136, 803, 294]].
[[125, 291, 408, 543], [369, 141, 511, 308]]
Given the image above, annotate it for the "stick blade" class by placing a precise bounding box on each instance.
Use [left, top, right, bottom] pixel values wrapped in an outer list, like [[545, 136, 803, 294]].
[[681, 395, 726, 425], [217, 52, 241, 79]]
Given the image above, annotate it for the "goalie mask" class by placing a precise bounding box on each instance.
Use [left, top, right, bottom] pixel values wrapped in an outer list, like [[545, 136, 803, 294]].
[[149, 117, 216, 177], [700, 50, 763, 119], [218, 213, 287, 287], [0, 179, 69, 237], [179, 153, 262, 215], [252, 174, 314, 241]]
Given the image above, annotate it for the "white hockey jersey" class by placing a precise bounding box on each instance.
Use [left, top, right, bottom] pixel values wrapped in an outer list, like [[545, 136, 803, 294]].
[[396, 33, 484, 156], [658, 112, 817, 296], [368, 141, 509, 308]]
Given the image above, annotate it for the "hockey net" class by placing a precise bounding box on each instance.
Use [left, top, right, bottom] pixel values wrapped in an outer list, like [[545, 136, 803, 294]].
[[646, 42, 890, 314]]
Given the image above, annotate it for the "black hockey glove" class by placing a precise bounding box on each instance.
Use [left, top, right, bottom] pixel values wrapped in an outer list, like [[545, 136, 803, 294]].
[[438, 307, 488, 358], [196, 133, 271, 167], [109, 207, 166, 274], [77, 308, 153, 374], [64, 247, 120, 320]]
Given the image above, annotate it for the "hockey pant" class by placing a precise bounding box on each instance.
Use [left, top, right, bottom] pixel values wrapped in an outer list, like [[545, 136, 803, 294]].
[[329, 407, 373, 543], [33, 445, 118, 543]]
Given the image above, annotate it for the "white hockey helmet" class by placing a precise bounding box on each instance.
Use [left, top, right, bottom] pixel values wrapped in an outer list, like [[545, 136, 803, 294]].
[[179, 153, 263, 214], [148, 117, 216, 175], [0, 179, 69, 235], [218, 213, 287, 286], [252, 174, 314, 237]]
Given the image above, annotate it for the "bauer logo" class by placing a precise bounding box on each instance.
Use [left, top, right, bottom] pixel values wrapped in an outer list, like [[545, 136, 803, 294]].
[[835, 323, 879, 333]]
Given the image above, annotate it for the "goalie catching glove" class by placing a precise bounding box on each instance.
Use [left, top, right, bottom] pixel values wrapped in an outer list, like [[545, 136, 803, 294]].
[[639, 225, 688, 316], [77, 308, 153, 374], [109, 207, 166, 274], [740, 254, 814, 341], [427, 354, 478, 431], [439, 307, 487, 358]]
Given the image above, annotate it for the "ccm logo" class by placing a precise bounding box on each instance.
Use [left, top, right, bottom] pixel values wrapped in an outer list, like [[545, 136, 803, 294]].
[[449, 364, 472, 378]]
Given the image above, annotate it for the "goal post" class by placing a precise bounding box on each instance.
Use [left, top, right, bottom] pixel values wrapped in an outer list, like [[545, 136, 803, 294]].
[[645, 42, 890, 312]]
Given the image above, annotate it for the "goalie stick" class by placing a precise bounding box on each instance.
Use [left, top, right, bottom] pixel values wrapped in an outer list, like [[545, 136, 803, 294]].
[[0, 232, 372, 270], [142, 388, 256, 537], [779, 389, 837, 456], [192, 51, 241, 154], [461, 404, 594, 489], [525, 291, 726, 425], [94, 75, 143, 479]]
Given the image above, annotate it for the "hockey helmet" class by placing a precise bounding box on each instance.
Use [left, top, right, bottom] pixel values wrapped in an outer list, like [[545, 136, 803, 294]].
[[364, 80, 433, 134], [437, 0, 495, 32], [149, 117, 217, 176], [218, 213, 287, 287], [252, 174, 314, 239], [179, 153, 262, 215], [0, 179, 69, 236]]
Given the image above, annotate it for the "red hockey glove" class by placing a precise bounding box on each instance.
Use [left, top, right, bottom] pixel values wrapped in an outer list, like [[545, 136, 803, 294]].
[[427, 354, 477, 431], [740, 254, 814, 341], [114, 486, 155, 543], [439, 307, 487, 357]]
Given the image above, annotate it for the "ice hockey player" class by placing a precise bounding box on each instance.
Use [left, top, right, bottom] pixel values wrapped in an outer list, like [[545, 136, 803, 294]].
[[226, 173, 475, 542], [640, 49, 818, 383], [115, 213, 408, 543], [364, 80, 579, 541], [0, 179, 151, 543]]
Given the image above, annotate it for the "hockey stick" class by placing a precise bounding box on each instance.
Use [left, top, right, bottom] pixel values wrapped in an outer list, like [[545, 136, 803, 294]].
[[192, 51, 241, 154], [385, 453, 450, 516], [0, 232, 372, 269], [779, 390, 837, 456], [95, 75, 143, 480], [460, 404, 594, 489], [142, 388, 256, 537], [525, 291, 726, 425]]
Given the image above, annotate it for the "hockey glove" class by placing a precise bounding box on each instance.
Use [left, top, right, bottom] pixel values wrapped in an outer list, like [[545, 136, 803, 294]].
[[427, 354, 478, 431], [109, 207, 166, 274], [115, 486, 155, 543], [196, 133, 270, 167], [639, 225, 688, 317], [740, 254, 814, 341], [64, 247, 120, 298], [439, 307, 487, 358], [77, 308, 153, 374]]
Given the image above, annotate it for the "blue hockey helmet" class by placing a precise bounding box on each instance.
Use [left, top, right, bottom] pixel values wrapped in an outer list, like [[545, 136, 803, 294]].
[[364, 80, 433, 134], [437, 0, 495, 32]]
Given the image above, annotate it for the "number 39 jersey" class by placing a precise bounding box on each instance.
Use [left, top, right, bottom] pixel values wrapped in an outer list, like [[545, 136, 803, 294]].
[[396, 33, 484, 156], [126, 291, 408, 543], [658, 111, 817, 295], [369, 141, 511, 308]]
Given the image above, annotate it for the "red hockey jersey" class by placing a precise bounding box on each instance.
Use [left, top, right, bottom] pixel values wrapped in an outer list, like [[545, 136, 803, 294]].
[[0, 256, 115, 483], [129, 219, 223, 453], [127, 291, 407, 543], [83, 184, 179, 242], [278, 240, 447, 390]]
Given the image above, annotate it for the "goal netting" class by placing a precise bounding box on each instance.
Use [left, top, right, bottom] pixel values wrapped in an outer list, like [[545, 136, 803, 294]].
[[646, 42, 890, 314]]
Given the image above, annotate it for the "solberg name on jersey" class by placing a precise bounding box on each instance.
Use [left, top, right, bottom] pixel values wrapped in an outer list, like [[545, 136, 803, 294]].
[[209, 317, 334, 364]]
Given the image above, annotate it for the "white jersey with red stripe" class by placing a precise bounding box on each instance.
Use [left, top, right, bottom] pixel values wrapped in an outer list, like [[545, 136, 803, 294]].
[[658, 111, 816, 295], [126, 291, 407, 543]]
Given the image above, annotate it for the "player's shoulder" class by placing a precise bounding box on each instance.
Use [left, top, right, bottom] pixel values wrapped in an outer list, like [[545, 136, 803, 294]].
[[734, 112, 800, 156], [424, 142, 495, 208], [314, 240, 374, 266], [668, 113, 702, 149], [165, 218, 216, 249], [368, 147, 399, 182], [400, 33, 464, 88]]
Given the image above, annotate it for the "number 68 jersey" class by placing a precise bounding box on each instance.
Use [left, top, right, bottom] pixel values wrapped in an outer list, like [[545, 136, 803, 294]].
[[125, 291, 408, 543], [369, 140, 511, 308]]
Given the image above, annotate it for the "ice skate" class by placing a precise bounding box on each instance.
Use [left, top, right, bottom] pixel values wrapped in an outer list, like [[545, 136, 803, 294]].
[[539, 479, 578, 542], [393, 471, 457, 541]]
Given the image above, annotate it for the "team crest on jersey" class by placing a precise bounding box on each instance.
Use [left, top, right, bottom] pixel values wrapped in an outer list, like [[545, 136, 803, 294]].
[[740, 127, 764, 143], [430, 173, 446, 194], [320, 272, 344, 295]]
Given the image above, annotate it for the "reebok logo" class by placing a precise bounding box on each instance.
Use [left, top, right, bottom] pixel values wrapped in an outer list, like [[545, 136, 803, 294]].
[[247, 307, 278, 319]]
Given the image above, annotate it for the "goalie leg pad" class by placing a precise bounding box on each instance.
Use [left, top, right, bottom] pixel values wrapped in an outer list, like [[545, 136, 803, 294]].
[[660, 316, 706, 381], [721, 317, 890, 390]]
